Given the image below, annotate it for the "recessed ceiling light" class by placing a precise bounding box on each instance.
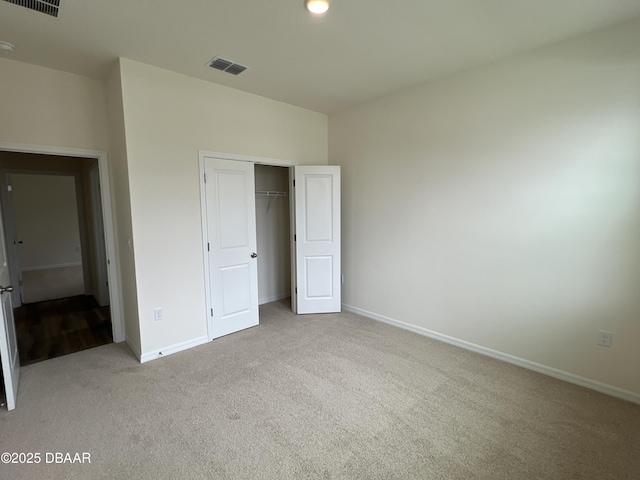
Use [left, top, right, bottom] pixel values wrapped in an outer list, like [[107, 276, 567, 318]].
[[0, 41, 16, 53], [305, 0, 329, 15]]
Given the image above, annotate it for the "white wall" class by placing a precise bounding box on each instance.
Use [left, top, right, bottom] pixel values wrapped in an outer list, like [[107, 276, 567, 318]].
[[330, 18, 640, 396], [118, 59, 328, 357], [105, 61, 141, 355], [11, 174, 82, 270], [255, 165, 291, 304], [0, 58, 110, 151]]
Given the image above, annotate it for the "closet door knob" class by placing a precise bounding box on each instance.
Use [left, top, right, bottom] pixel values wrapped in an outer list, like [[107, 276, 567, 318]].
[[251, 253, 258, 258]]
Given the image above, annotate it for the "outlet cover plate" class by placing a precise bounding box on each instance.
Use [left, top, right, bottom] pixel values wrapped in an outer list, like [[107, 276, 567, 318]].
[[597, 330, 612, 347]]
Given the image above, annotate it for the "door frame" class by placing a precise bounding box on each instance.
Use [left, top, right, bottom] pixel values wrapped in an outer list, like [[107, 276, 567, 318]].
[[199, 151, 296, 341], [0, 142, 125, 343], [89, 165, 110, 307]]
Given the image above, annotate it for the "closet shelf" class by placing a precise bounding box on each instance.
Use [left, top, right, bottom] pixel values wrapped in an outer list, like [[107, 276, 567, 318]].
[[255, 191, 288, 197], [256, 191, 287, 212]]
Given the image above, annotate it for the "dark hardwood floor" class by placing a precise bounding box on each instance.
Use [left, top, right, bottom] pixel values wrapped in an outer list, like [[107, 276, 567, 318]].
[[14, 295, 112, 366]]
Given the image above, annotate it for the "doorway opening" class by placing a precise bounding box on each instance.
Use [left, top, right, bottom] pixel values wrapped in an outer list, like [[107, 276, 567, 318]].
[[0, 150, 117, 365], [255, 164, 292, 307]]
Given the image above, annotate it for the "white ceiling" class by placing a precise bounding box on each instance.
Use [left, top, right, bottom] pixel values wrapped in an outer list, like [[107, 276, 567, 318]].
[[1, 0, 640, 113]]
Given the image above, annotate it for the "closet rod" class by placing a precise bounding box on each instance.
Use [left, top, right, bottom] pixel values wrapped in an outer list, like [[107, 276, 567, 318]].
[[256, 191, 287, 212], [255, 191, 288, 196]]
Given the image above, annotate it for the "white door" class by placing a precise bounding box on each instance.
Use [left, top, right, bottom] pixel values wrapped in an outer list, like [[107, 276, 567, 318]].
[[1, 175, 25, 307], [204, 158, 259, 339], [0, 205, 20, 410], [293, 166, 341, 313]]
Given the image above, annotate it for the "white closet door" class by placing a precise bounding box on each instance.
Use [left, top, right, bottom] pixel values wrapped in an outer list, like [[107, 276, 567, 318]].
[[294, 166, 341, 314], [205, 158, 259, 339], [0, 203, 20, 410]]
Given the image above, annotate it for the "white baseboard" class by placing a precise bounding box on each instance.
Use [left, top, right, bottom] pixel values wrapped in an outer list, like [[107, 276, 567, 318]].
[[22, 262, 82, 272], [140, 336, 209, 364], [342, 304, 640, 405], [259, 293, 290, 305], [125, 335, 141, 361]]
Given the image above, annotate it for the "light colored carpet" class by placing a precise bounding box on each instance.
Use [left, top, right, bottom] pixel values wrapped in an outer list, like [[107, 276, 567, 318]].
[[1, 299, 638, 479], [21, 265, 84, 304]]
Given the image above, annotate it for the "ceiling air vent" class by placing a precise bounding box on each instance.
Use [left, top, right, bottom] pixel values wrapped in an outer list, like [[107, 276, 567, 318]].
[[208, 56, 248, 76], [3, 0, 61, 17]]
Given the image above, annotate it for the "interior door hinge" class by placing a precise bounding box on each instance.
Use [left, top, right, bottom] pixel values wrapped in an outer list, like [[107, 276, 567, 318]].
[[207, 243, 210, 252], [211, 308, 214, 317], [295, 287, 297, 294], [293, 179, 295, 187], [204, 173, 207, 183], [294, 234, 296, 241], [7, 185, 12, 192]]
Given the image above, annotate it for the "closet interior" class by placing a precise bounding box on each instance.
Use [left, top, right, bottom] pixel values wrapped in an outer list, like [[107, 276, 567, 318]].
[[254, 164, 291, 305]]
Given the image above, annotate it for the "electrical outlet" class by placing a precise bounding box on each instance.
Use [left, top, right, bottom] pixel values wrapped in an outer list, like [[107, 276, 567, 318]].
[[597, 330, 612, 347], [154, 307, 163, 321]]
